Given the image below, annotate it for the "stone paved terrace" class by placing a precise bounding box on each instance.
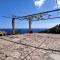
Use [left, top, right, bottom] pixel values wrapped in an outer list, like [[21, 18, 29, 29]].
[[0, 33, 60, 60]]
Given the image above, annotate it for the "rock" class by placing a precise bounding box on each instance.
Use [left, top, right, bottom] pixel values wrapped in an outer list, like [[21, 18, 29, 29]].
[[11, 51, 21, 58], [5, 57, 17, 60], [0, 54, 6, 60]]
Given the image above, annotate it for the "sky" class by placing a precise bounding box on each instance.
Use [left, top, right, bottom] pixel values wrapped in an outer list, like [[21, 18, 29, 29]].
[[0, 0, 60, 29]]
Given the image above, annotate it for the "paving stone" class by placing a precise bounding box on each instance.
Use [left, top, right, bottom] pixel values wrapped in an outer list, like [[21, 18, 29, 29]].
[[5, 57, 18, 60], [28, 49, 54, 60], [0, 54, 6, 60], [0, 33, 60, 60]]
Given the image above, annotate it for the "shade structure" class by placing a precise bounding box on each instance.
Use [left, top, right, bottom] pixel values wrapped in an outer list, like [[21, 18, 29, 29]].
[[2, 9, 60, 34]]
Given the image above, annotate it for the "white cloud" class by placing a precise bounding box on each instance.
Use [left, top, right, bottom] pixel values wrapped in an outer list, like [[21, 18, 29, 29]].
[[34, 0, 45, 8], [57, 0, 60, 8], [56, 0, 60, 8]]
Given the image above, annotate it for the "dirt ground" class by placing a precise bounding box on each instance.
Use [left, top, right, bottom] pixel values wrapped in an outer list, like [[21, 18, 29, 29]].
[[0, 33, 60, 60]]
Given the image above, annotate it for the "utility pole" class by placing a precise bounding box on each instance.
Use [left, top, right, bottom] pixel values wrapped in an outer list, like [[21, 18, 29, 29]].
[[29, 16, 32, 33], [12, 17, 15, 35]]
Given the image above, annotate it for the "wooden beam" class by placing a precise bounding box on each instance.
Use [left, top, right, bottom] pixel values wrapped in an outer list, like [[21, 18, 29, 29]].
[[17, 9, 60, 19], [29, 16, 32, 33], [12, 17, 15, 35]]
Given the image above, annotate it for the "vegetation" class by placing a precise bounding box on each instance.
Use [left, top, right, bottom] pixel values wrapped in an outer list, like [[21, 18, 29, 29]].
[[42, 24, 60, 34]]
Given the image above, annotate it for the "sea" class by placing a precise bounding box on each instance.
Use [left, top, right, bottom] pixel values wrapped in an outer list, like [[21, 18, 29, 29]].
[[0, 28, 47, 34]]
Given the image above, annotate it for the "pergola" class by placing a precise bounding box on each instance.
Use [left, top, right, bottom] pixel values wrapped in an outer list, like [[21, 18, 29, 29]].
[[3, 9, 60, 34]]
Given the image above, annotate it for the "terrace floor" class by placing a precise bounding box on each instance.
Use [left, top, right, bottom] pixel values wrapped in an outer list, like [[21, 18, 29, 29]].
[[0, 33, 60, 60]]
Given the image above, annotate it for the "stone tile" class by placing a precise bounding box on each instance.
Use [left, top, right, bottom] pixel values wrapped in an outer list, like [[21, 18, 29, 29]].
[[5, 57, 18, 60], [0, 33, 60, 60], [25, 49, 54, 60], [0, 54, 6, 60]]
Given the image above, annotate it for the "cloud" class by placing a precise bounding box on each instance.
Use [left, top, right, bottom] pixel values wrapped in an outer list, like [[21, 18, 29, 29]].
[[34, 0, 45, 8], [57, 0, 60, 8], [55, 0, 60, 8]]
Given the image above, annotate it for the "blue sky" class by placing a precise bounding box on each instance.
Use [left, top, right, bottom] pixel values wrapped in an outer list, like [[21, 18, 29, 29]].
[[0, 0, 60, 29]]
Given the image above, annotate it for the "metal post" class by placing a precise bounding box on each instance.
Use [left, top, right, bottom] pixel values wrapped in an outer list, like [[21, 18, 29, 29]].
[[29, 16, 32, 33], [12, 17, 15, 35]]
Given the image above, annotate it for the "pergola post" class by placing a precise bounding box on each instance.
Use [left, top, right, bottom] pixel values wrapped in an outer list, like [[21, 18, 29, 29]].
[[12, 17, 15, 35], [29, 16, 32, 33]]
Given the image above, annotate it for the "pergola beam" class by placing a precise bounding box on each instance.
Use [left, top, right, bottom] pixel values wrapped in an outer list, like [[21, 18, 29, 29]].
[[2, 9, 60, 21], [17, 9, 60, 19], [2, 9, 60, 34]]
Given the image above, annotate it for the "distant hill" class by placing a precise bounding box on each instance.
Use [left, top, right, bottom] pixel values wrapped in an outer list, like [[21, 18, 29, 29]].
[[41, 24, 60, 34]]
